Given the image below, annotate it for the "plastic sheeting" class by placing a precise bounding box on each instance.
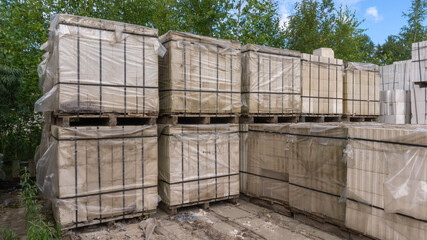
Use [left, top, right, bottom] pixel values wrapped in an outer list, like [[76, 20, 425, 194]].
[[343, 62, 380, 116], [345, 124, 427, 239], [288, 123, 347, 223], [239, 124, 291, 204], [159, 31, 241, 115], [36, 125, 158, 228], [158, 124, 239, 206], [241, 44, 301, 115], [301, 54, 343, 114], [35, 14, 164, 115]]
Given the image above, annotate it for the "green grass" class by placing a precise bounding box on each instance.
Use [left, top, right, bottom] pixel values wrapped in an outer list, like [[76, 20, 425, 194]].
[[20, 168, 62, 239], [0, 228, 18, 240]]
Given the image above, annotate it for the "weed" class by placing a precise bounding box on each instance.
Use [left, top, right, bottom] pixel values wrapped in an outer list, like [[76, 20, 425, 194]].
[[0, 228, 18, 240]]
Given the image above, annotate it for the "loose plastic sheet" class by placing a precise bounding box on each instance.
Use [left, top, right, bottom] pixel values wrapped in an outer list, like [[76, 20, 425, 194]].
[[36, 125, 158, 228], [36, 14, 164, 115], [288, 123, 348, 223], [379, 90, 411, 124], [301, 54, 343, 114], [241, 44, 301, 115], [343, 62, 380, 116], [159, 31, 241, 115], [158, 124, 239, 206], [239, 124, 291, 204], [345, 124, 427, 240]]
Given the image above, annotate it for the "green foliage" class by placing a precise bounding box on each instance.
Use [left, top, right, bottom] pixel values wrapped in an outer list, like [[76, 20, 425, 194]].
[[284, 0, 369, 62], [0, 228, 18, 240], [376, 0, 427, 65], [238, 0, 285, 47], [20, 168, 61, 239]]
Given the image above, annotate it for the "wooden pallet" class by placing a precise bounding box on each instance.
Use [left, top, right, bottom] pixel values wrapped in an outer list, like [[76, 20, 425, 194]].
[[159, 195, 239, 215], [51, 113, 157, 127], [61, 209, 157, 230], [299, 114, 343, 122], [239, 193, 292, 217], [157, 114, 239, 124], [342, 115, 378, 122], [239, 115, 300, 124]]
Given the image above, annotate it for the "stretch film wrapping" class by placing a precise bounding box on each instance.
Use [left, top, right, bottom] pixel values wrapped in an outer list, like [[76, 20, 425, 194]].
[[380, 60, 412, 91], [343, 62, 380, 116], [241, 44, 301, 115], [36, 125, 158, 228], [158, 124, 239, 206], [240, 124, 291, 204], [288, 123, 347, 223], [301, 54, 343, 114], [346, 125, 427, 239], [35, 14, 163, 115], [379, 90, 411, 124], [159, 31, 241, 115]]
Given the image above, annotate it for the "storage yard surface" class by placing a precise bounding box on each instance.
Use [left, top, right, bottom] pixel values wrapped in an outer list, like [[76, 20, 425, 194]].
[[64, 200, 340, 240]]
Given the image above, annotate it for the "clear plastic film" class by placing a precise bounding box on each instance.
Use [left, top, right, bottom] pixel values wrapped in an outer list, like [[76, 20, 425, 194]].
[[159, 31, 241, 115], [301, 53, 344, 114], [36, 125, 158, 228], [287, 123, 348, 223], [345, 124, 427, 240], [380, 60, 412, 91], [241, 44, 301, 115], [343, 62, 380, 116], [158, 124, 239, 206], [239, 124, 291, 204], [35, 14, 163, 115]]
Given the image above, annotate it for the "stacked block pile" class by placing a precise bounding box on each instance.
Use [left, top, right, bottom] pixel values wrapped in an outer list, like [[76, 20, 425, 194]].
[[35, 14, 160, 229], [157, 31, 241, 210]]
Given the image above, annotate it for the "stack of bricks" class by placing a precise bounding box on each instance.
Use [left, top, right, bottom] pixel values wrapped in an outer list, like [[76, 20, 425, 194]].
[[35, 14, 160, 229]]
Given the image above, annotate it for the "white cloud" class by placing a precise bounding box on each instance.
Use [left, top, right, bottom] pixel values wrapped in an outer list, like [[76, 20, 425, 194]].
[[279, 0, 298, 27], [365, 6, 383, 22]]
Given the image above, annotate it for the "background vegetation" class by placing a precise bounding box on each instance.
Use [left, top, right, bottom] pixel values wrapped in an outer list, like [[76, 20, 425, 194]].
[[0, 0, 426, 178]]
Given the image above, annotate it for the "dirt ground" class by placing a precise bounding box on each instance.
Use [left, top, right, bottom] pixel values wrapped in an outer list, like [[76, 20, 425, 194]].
[[63, 199, 343, 240], [0, 188, 26, 238]]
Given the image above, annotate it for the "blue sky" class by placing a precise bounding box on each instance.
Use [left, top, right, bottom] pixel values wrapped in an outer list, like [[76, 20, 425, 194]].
[[279, 0, 417, 45]]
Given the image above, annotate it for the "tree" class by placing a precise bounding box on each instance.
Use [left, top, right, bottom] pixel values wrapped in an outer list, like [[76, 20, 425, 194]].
[[400, 0, 427, 59], [284, 0, 368, 62], [238, 0, 286, 47], [375, 35, 408, 65]]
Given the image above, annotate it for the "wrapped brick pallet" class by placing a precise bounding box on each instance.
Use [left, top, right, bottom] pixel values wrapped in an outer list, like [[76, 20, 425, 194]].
[[158, 124, 239, 207], [241, 44, 301, 115], [240, 124, 290, 205], [159, 31, 241, 115], [288, 123, 347, 224], [346, 125, 427, 239], [301, 51, 343, 115], [343, 62, 380, 116], [36, 125, 158, 229], [35, 14, 163, 115]]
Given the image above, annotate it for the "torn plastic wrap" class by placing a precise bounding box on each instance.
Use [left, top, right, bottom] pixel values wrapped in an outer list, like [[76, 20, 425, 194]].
[[346, 124, 427, 240], [36, 125, 158, 228], [343, 62, 380, 116], [35, 14, 164, 115], [301, 54, 344, 114], [288, 123, 347, 223], [159, 31, 241, 115], [241, 44, 301, 115], [239, 124, 291, 204], [158, 124, 239, 206]]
